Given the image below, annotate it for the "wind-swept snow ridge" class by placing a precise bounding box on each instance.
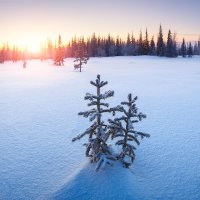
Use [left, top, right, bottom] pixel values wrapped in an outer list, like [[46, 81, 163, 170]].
[[52, 162, 136, 200]]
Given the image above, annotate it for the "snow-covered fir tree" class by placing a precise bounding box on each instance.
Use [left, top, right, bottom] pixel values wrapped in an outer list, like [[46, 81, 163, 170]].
[[108, 94, 150, 168], [74, 38, 89, 72], [72, 75, 117, 171]]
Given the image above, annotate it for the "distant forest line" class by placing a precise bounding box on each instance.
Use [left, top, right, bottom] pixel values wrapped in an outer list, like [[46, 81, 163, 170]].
[[0, 25, 200, 63]]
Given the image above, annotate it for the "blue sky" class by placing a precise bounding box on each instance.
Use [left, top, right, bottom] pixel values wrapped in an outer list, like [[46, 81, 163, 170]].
[[0, 0, 200, 45]]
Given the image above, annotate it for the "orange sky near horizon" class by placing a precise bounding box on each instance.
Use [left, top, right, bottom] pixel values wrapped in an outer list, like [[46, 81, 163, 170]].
[[0, 0, 200, 51]]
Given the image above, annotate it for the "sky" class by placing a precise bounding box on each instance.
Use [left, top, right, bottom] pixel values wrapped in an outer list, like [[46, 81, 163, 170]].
[[0, 0, 200, 48]]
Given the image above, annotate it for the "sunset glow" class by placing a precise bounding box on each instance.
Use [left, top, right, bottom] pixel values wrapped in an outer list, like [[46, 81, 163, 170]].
[[0, 0, 199, 61], [1, 0, 200, 46], [15, 39, 41, 54]]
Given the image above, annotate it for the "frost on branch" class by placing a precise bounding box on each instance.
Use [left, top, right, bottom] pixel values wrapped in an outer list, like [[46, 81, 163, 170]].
[[72, 75, 150, 171], [72, 74, 116, 171], [108, 93, 150, 168]]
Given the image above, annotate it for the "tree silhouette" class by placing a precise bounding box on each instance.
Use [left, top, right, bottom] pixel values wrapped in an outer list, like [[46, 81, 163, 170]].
[[74, 39, 89, 72], [181, 38, 187, 57], [54, 35, 64, 66], [157, 25, 165, 56]]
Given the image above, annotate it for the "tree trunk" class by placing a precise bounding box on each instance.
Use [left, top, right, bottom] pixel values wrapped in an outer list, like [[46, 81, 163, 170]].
[[97, 85, 101, 125], [80, 60, 81, 72]]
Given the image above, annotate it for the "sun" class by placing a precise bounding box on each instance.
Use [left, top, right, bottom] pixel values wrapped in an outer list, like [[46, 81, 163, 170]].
[[28, 43, 41, 54], [17, 38, 41, 54]]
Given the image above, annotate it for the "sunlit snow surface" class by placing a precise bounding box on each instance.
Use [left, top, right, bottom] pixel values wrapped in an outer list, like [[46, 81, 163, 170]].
[[0, 57, 200, 200]]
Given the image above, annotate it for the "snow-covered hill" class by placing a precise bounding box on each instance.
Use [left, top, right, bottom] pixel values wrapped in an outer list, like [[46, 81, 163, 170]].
[[0, 56, 200, 200]]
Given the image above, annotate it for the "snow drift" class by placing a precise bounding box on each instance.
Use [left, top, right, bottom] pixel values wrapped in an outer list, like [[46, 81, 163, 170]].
[[1, 57, 200, 200], [52, 162, 138, 200]]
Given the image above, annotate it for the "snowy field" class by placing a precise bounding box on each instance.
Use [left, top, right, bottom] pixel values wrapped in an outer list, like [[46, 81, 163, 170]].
[[0, 56, 200, 200]]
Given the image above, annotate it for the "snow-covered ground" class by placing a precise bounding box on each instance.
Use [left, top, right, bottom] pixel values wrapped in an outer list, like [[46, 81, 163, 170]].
[[0, 56, 200, 200]]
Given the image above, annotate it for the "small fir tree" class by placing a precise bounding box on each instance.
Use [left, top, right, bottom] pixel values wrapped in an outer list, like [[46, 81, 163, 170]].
[[74, 39, 89, 72], [108, 94, 150, 168], [72, 75, 117, 171], [72, 75, 150, 171]]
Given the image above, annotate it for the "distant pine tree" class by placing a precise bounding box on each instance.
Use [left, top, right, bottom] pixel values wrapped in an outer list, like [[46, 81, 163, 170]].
[[115, 36, 122, 56], [47, 39, 53, 59], [126, 33, 132, 56], [12, 46, 18, 62], [0, 47, 5, 63], [108, 94, 150, 168], [71, 36, 78, 57], [172, 33, 178, 57], [149, 36, 156, 55], [157, 25, 165, 56], [89, 33, 97, 57], [143, 28, 150, 55], [193, 43, 199, 55], [138, 31, 143, 55], [131, 33, 137, 55], [181, 38, 187, 57], [187, 42, 193, 57], [105, 34, 111, 57], [97, 37, 106, 57], [54, 35, 64, 66], [74, 39, 89, 72], [166, 30, 174, 57]]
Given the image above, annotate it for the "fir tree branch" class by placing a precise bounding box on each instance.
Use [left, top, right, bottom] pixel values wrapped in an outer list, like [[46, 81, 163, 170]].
[[78, 109, 96, 117]]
